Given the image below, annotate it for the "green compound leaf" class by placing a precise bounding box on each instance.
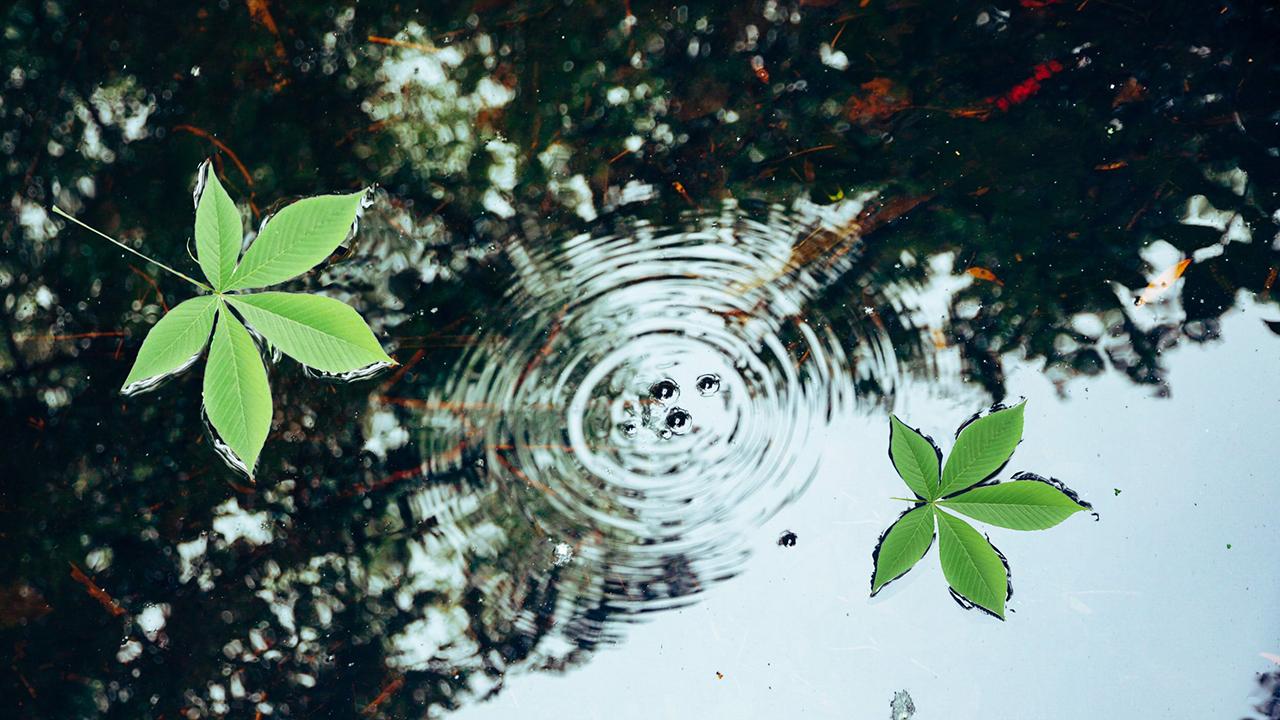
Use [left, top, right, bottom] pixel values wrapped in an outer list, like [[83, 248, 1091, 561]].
[[940, 480, 1087, 531], [939, 401, 1025, 497], [936, 509, 1009, 619], [203, 304, 272, 475], [194, 163, 243, 291], [889, 415, 942, 500], [226, 191, 365, 291], [121, 295, 218, 392], [226, 292, 392, 373], [871, 504, 936, 594]]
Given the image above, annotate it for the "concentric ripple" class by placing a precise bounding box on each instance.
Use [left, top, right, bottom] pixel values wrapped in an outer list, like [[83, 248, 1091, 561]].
[[422, 199, 868, 592]]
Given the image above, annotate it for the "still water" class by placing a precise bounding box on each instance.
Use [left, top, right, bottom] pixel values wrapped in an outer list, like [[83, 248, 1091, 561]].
[[2, 1, 1278, 718]]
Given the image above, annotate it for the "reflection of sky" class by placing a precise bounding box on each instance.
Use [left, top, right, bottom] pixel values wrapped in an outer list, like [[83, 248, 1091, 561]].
[[457, 295, 1280, 719]]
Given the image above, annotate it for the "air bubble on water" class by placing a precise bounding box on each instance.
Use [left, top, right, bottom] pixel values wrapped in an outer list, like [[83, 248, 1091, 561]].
[[696, 373, 721, 395], [649, 378, 679, 403], [658, 428, 673, 440], [665, 407, 692, 434], [620, 421, 638, 437]]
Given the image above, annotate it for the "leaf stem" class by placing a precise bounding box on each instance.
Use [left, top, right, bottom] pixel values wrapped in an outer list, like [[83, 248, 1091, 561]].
[[52, 205, 211, 292], [889, 496, 925, 503]]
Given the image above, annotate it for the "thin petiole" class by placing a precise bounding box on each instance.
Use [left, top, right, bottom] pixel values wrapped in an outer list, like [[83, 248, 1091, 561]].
[[889, 496, 924, 503], [52, 205, 211, 292]]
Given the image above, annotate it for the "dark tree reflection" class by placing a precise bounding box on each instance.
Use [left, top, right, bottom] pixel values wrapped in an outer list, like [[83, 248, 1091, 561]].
[[2, 0, 1279, 717]]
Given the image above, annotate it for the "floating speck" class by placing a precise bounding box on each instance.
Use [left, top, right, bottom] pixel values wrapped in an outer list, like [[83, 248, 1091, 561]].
[[777, 530, 798, 547]]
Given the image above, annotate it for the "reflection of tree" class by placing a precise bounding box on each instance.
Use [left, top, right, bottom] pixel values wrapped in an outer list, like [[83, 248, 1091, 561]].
[[3, 0, 1280, 716]]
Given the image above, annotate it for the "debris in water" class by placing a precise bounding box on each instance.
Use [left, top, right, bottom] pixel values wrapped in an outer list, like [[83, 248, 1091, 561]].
[[1135, 258, 1191, 306], [715, 671, 725, 680], [777, 530, 798, 547], [965, 266, 1004, 285], [1114, 488, 1121, 496], [890, 689, 916, 719]]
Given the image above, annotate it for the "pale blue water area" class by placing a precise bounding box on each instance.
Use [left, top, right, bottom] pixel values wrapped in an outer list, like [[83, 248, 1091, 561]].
[[459, 298, 1280, 719]]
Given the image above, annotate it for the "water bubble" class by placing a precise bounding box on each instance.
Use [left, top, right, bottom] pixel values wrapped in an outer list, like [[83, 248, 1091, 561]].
[[695, 373, 721, 395], [648, 378, 679, 403], [665, 407, 692, 433], [620, 420, 638, 437]]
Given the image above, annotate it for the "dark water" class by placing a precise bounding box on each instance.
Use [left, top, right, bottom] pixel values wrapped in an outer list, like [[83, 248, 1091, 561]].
[[2, 1, 1279, 718]]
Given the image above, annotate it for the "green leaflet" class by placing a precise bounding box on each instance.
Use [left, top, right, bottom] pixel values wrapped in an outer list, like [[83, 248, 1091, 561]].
[[203, 304, 272, 475], [889, 415, 941, 500], [194, 163, 242, 291], [940, 480, 1086, 530], [936, 509, 1008, 618], [870, 403, 1090, 618], [226, 292, 393, 373], [58, 161, 391, 480], [938, 402, 1025, 497], [226, 192, 365, 291], [121, 295, 218, 391], [871, 504, 935, 594]]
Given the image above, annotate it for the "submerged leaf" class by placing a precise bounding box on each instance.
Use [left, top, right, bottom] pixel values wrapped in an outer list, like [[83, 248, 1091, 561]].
[[936, 510, 1008, 618], [226, 191, 365, 291], [203, 305, 272, 474], [939, 402, 1025, 497], [194, 163, 242, 291], [226, 292, 392, 373], [121, 295, 218, 391], [940, 480, 1087, 530], [889, 415, 941, 500], [871, 504, 935, 594]]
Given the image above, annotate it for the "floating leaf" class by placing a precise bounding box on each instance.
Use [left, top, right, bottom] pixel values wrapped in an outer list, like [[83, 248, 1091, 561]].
[[936, 509, 1008, 618], [226, 292, 393, 373], [60, 165, 394, 480], [203, 305, 272, 474], [1135, 258, 1191, 307], [871, 504, 936, 594], [940, 480, 1086, 530], [226, 191, 365, 291], [194, 163, 242, 291], [121, 295, 218, 391], [939, 402, 1025, 497], [889, 415, 941, 500]]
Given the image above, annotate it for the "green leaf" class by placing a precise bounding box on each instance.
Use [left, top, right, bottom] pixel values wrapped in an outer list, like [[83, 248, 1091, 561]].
[[940, 480, 1087, 530], [889, 415, 942, 500], [936, 509, 1008, 618], [121, 295, 218, 391], [194, 163, 242, 291], [938, 401, 1025, 497], [225, 292, 392, 373], [225, 191, 365, 291], [203, 304, 272, 474], [871, 504, 935, 594]]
